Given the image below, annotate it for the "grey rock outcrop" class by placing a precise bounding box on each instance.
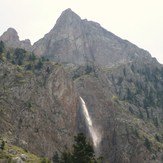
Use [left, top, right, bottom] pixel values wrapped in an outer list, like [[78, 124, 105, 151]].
[[0, 28, 32, 51], [12, 157, 24, 163], [33, 8, 151, 67]]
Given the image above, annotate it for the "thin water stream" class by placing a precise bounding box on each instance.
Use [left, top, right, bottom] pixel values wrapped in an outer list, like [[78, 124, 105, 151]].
[[80, 97, 101, 149]]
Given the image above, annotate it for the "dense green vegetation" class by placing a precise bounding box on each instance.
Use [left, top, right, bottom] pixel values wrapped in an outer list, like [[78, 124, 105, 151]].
[[0, 41, 49, 72], [53, 133, 102, 163], [72, 65, 97, 80], [0, 139, 44, 163]]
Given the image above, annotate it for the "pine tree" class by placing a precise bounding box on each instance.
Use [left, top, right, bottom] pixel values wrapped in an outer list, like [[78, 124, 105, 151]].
[[72, 133, 95, 163], [0, 41, 4, 54], [29, 53, 36, 62], [59, 133, 102, 163], [6, 51, 11, 60], [35, 59, 43, 70], [53, 151, 60, 163], [0, 41, 5, 59], [0, 140, 5, 150], [60, 151, 73, 163], [144, 137, 151, 151], [13, 48, 26, 65]]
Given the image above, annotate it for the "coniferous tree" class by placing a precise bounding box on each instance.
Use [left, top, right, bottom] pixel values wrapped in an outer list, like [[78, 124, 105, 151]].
[[0, 41, 4, 54], [29, 53, 36, 62], [6, 51, 11, 60], [13, 48, 26, 65], [59, 133, 102, 163], [35, 59, 43, 70], [144, 137, 151, 151], [72, 133, 95, 163], [53, 151, 60, 163], [60, 151, 73, 163], [0, 41, 5, 59], [0, 140, 5, 150]]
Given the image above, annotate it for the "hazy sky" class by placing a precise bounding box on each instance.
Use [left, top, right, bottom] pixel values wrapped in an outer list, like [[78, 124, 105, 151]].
[[0, 0, 163, 63]]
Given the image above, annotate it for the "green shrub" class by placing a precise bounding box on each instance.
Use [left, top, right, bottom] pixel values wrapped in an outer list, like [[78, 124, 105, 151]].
[[112, 95, 119, 103], [0, 140, 5, 150]]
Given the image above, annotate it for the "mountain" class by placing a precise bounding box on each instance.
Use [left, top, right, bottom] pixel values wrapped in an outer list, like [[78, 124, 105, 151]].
[[0, 28, 32, 51], [32, 8, 150, 67], [0, 8, 163, 163]]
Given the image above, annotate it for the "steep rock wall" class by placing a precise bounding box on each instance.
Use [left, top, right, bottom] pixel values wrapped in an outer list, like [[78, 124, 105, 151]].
[[0, 61, 78, 158]]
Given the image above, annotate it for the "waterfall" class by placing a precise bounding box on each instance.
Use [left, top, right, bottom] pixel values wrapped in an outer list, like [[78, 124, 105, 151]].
[[80, 97, 101, 149]]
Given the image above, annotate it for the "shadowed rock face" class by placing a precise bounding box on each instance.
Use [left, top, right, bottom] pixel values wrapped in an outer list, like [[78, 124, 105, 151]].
[[0, 28, 31, 51], [33, 9, 150, 67]]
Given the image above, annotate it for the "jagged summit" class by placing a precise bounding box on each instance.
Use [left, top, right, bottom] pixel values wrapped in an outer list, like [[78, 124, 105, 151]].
[[60, 8, 81, 18], [61, 8, 79, 16], [52, 8, 81, 31], [0, 27, 32, 51]]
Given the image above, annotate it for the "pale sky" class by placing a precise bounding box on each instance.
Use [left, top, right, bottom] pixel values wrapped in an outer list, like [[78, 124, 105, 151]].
[[0, 0, 163, 63]]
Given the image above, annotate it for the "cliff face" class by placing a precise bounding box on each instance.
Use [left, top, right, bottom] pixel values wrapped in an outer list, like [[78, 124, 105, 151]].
[[32, 9, 150, 67], [0, 60, 78, 158]]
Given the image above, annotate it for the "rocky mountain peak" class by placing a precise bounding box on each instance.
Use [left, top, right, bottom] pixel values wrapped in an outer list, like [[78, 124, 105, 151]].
[[0, 27, 19, 42], [58, 8, 81, 22], [61, 8, 78, 17], [0, 28, 32, 51], [33, 9, 151, 67], [52, 8, 81, 31]]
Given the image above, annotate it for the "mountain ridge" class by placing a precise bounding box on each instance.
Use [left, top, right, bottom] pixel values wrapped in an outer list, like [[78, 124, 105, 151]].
[[0, 8, 152, 67]]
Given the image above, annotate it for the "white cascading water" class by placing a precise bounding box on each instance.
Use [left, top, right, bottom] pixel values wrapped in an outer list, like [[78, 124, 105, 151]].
[[80, 97, 101, 149]]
